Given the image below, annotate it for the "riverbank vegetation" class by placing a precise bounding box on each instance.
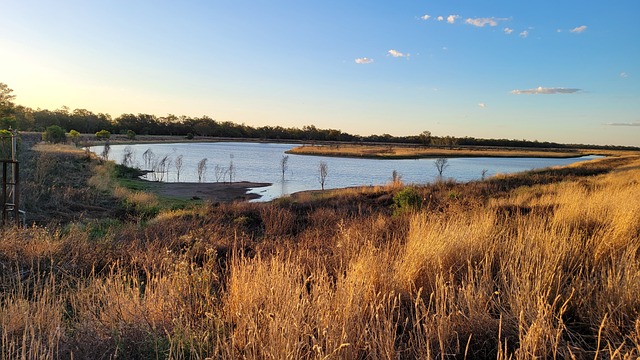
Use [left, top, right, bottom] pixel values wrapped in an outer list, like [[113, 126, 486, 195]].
[[3, 82, 639, 152], [286, 143, 633, 159], [1, 141, 639, 358]]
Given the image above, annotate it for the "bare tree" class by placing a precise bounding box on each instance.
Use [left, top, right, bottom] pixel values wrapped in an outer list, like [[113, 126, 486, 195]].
[[214, 164, 225, 182], [391, 169, 402, 186], [318, 161, 328, 190], [174, 155, 184, 182], [101, 141, 110, 161], [197, 158, 208, 183], [481, 169, 488, 181], [122, 146, 134, 167], [142, 148, 154, 169], [280, 155, 289, 181], [227, 160, 235, 183], [434, 157, 449, 178]]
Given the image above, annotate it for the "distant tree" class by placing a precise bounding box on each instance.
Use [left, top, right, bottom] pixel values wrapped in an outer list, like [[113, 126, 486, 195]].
[[174, 155, 184, 182], [318, 161, 328, 190], [96, 129, 111, 140], [434, 157, 449, 178], [197, 158, 208, 183], [69, 129, 81, 146], [126, 130, 136, 140], [0, 83, 16, 124], [280, 155, 289, 181], [43, 125, 66, 143], [419, 130, 432, 146]]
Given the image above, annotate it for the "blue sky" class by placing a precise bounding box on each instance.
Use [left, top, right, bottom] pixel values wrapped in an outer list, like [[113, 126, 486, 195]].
[[2, 0, 639, 146]]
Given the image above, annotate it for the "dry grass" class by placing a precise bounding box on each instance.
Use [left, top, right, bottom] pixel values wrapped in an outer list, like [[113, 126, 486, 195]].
[[287, 144, 636, 159], [2, 144, 640, 358]]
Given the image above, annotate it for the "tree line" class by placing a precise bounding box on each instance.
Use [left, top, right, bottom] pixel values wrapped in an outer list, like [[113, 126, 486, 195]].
[[1, 82, 638, 151]]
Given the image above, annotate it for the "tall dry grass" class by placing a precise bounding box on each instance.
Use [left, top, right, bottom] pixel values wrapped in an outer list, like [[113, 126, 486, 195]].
[[1, 155, 639, 358]]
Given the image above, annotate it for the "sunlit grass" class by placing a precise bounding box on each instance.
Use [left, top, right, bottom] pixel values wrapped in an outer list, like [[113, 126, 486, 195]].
[[2, 148, 640, 358]]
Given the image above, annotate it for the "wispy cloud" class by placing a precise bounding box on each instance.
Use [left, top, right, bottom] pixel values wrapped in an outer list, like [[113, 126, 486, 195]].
[[465, 17, 507, 27], [388, 49, 408, 58], [437, 16, 444, 21], [620, 72, 629, 78], [504, 27, 514, 34], [447, 15, 460, 24], [478, 102, 487, 108], [511, 86, 582, 95], [606, 122, 640, 127], [354, 57, 373, 64], [519, 30, 529, 38], [570, 25, 587, 34], [420, 14, 431, 20]]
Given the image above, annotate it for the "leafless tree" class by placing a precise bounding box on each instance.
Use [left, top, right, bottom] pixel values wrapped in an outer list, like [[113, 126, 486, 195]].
[[142, 148, 154, 169], [174, 155, 184, 182], [318, 161, 328, 190], [434, 157, 449, 178], [280, 155, 289, 181], [101, 141, 110, 161], [197, 158, 208, 183], [227, 160, 235, 183], [481, 169, 488, 181], [122, 146, 134, 167], [214, 164, 225, 182], [392, 169, 402, 186]]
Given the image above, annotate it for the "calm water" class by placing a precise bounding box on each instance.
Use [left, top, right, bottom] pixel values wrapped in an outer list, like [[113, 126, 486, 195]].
[[92, 142, 601, 201]]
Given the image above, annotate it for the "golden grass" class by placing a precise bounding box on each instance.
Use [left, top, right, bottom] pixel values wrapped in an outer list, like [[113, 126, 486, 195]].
[[2, 152, 640, 358], [287, 144, 636, 159]]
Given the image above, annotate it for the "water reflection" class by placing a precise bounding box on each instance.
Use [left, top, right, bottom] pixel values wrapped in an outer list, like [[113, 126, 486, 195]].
[[92, 142, 602, 202]]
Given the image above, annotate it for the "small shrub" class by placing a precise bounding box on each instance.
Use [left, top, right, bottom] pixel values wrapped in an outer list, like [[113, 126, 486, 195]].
[[186, 133, 194, 140], [69, 129, 81, 146], [392, 187, 422, 215], [43, 125, 67, 143], [126, 130, 136, 140], [96, 129, 111, 140]]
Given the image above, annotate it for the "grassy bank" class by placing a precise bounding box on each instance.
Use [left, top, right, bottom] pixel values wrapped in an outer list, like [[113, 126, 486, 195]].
[[2, 143, 639, 358], [287, 143, 638, 159]]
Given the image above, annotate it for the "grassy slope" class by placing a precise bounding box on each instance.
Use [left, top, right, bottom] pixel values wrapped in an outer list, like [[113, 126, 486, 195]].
[[1, 143, 639, 359]]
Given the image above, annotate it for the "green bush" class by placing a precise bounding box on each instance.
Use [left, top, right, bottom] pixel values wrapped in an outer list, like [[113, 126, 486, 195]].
[[69, 129, 81, 146], [126, 130, 136, 140], [392, 187, 423, 215], [96, 129, 111, 140], [43, 125, 67, 143]]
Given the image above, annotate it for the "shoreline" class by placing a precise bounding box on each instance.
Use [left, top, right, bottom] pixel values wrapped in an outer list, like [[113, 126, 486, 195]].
[[140, 180, 271, 202]]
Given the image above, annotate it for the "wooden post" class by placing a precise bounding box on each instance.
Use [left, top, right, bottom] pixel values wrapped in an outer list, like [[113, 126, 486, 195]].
[[1, 161, 6, 225]]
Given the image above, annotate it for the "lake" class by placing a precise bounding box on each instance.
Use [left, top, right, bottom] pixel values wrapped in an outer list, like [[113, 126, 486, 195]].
[[91, 142, 601, 201]]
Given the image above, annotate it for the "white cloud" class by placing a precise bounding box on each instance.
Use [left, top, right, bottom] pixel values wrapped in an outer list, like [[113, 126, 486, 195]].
[[465, 17, 506, 27], [447, 15, 459, 24], [620, 72, 628, 78], [606, 122, 640, 127], [437, 16, 444, 21], [354, 57, 373, 64], [478, 102, 487, 108], [504, 27, 514, 34], [519, 30, 529, 38], [388, 49, 408, 58], [421, 14, 431, 20], [570, 25, 587, 34], [511, 86, 581, 95]]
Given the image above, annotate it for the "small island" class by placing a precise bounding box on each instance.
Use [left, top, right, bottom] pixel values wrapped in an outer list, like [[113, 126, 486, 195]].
[[286, 143, 606, 159]]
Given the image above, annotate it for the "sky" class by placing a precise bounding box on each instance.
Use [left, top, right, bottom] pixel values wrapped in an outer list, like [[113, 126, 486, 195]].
[[1, 0, 639, 146]]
